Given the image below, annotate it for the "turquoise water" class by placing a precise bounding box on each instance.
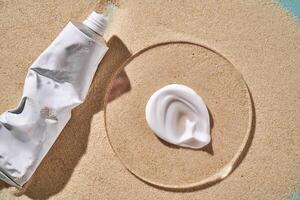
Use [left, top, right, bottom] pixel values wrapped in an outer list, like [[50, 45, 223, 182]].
[[289, 192, 300, 200], [278, 0, 300, 19]]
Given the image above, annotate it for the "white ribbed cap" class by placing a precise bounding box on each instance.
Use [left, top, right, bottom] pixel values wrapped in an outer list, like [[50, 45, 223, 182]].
[[83, 11, 108, 36]]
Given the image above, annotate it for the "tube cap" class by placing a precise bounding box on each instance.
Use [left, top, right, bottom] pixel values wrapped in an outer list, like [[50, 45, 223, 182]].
[[83, 11, 108, 36]]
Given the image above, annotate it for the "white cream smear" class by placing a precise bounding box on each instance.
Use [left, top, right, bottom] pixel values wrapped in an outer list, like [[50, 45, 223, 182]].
[[145, 84, 211, 149]]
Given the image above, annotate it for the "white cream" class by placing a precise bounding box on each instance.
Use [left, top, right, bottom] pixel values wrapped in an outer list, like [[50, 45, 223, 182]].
[[145, 84, 210, 149]]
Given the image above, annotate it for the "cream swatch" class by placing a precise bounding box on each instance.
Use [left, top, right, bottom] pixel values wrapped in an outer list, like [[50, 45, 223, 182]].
[[145, 84, 210, 149]]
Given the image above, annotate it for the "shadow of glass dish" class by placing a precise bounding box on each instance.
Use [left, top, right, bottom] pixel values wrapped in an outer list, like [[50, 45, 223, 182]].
[[104, 41, 256, 191]]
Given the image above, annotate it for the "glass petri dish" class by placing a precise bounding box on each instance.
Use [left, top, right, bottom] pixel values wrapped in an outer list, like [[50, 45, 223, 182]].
[[103, 41, 253, 190]]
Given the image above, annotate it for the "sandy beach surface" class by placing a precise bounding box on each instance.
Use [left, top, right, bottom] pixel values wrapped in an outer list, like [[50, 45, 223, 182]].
[[0, 0, 299, 199]]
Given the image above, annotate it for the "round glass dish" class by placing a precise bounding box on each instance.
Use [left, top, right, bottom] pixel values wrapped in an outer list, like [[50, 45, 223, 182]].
[[103, 41, 253, 190]]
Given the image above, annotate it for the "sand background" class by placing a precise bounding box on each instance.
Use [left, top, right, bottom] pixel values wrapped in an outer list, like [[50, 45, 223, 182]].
[[0, 0, 299, 199]]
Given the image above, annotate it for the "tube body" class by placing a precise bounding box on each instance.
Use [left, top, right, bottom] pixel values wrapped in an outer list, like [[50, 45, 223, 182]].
[[0, 21, 108, 187]]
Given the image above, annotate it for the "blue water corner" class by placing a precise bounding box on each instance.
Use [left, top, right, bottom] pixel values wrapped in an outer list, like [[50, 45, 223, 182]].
[[289, 192, 300, 200], [278, 0, 300, 19]]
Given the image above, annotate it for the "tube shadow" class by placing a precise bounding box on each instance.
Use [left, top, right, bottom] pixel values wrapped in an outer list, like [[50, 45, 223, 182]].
[[14, 36, 132, 199], [0, 181, 8, 191]]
